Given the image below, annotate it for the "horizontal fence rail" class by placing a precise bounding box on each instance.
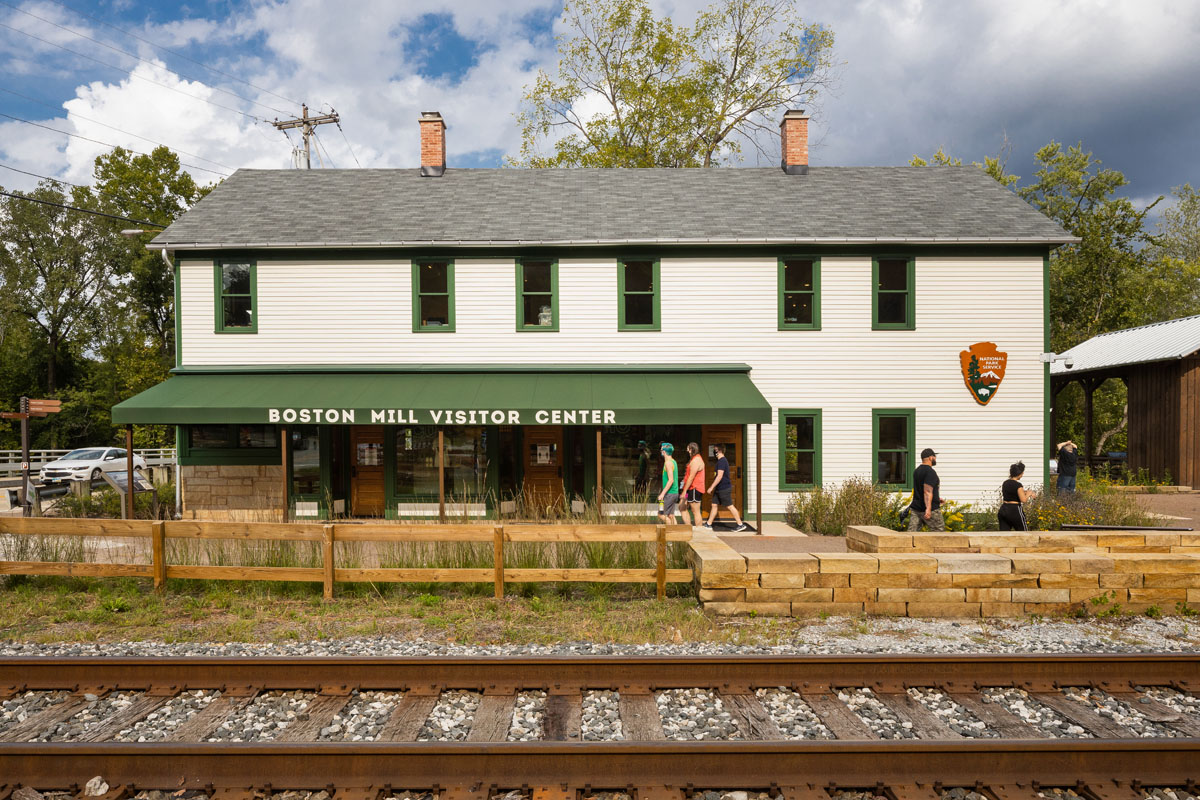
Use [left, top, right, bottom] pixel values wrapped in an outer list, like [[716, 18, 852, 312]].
[[0, 448, 176, 475], [0, 518, 694, 599]]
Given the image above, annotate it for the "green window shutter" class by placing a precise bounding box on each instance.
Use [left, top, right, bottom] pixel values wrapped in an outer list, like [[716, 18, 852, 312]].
[[778, 408, 822, 490], [778, 257, 821, 330], [872, 257, 915, 330], [515, 258, 559, 332], [412, 259, 455, 333], [872, 408, 916, 490], [213, 260, 257, 334], [617, 258, 660, 331]]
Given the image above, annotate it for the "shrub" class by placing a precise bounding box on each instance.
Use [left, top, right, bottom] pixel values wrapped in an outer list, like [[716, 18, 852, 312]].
[[784, 477, 897, 536]]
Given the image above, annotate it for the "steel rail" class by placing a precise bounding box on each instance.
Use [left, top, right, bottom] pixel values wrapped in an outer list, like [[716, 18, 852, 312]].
[[3, 653, 1197, 693], [2, 740, 1199, 787]]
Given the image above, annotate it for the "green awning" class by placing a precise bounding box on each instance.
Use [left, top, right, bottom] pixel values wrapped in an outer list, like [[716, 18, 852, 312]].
[[112, 365, 772, 426]]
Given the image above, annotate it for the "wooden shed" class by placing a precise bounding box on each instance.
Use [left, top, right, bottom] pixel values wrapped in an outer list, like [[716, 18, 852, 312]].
[[1052, 315, 1200, 486]]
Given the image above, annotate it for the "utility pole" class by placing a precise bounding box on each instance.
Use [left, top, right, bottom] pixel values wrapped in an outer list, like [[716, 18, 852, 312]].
[[271, 104, 340, 169]]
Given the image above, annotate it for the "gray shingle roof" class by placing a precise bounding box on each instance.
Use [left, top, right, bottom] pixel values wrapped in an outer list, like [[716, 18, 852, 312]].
[[151, 165, 1075, 249], [1051, 314, 1200, 376]]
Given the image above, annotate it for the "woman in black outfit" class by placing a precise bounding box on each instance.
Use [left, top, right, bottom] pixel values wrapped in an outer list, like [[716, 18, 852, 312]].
[[998, 462, 1036, 531]]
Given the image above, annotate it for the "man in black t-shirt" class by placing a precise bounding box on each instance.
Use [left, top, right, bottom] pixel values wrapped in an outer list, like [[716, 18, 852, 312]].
[[1056, 440, 1078, 493], [702, 444, 748, 532], [907, 448, 945, 532]]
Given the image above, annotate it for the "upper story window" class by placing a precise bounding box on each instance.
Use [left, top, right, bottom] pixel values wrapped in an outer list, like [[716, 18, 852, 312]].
[[618, 258, 660, 331], [516, 259, 558, 331], [215, 261, 256, 333], [778, 257, 820, 330], [873, 257, 914, 330], [873, 408, 915, 489], [778, 409, 821, 490], [412, 259, 455, 332]]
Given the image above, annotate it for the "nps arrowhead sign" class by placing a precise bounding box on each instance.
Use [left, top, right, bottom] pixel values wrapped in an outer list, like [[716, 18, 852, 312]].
[[960, 342, 1008, 406]]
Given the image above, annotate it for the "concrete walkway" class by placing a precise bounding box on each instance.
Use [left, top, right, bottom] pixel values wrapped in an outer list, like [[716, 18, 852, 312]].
[[715, 519, 848, 554]]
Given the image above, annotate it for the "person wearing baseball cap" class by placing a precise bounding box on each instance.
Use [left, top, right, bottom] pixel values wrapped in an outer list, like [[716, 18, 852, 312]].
[[907, 448, 945, 532]]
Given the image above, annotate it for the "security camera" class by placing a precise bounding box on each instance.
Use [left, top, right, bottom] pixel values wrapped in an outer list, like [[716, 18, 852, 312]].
[[1064, 357, 1074, 369]]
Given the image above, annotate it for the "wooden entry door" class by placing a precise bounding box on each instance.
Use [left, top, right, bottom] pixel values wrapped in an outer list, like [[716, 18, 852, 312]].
[[351, 425, 385, 517], [523, 426, 565, 508], [701, 425, 744, 520]]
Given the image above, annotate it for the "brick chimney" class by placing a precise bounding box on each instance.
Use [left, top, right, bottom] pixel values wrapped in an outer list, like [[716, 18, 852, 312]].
[[780, 109, 809, 175], [419, 111, 446, 177]]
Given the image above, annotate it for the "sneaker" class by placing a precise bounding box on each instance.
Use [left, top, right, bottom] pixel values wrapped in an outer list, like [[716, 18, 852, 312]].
[[733, 523, 748, 532], [701, 523, 713, 529]]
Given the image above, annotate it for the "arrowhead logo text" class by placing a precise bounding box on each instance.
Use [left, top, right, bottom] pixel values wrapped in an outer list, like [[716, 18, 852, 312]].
[[960, 342, 1008, 406]]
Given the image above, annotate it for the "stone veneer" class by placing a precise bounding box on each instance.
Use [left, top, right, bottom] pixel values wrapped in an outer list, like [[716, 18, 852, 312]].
[[180, 464, 284, 521], [689, 526, 1200, 618], [846, 527, 1200, 555]]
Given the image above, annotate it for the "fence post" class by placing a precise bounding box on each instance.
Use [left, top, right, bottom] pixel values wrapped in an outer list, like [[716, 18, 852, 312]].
[[493, 525, 504, 599], [151, 520, 166, 593], [322, 524, 335, 601], [656, 524, 667, 600]]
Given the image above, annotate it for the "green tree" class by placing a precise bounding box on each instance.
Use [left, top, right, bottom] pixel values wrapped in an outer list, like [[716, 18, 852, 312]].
[[513, 0, 836, 168], [92, 146, 211, 359], [0, 181, 122, 394]]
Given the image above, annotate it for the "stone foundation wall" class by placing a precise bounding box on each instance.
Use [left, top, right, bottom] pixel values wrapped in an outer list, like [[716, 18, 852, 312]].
[[847, 526, 1200, 555], [689, 530, 1200, 618], [180, 464, 285, 522]]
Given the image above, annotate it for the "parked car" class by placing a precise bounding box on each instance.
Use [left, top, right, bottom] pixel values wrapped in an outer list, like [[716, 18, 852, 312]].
[[39, 448, 147, 484]]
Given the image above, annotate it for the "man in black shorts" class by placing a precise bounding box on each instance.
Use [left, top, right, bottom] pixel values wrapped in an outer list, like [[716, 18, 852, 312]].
[[703, 444, 748, 532]]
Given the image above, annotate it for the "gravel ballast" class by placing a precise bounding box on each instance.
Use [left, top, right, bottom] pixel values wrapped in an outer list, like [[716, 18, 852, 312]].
[[657, 688, 741, 740], [581, 690, 623, 741], [982, 688, 1092, 738], [837, 687, 915, 740], [114, 689, 217, 742], [207, 690, 316, 742], [319, 690, 400, 742], [31, 691, 143, 742], [907, 687, 997, 738], [419, 690, 480, 741], [755, 687, 832, 739]]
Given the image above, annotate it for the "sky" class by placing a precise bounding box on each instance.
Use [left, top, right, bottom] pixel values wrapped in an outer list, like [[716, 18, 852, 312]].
[[1, 0, 1197, 217]]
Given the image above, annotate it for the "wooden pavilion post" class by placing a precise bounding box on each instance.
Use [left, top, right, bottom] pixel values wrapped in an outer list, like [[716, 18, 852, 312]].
[[124, 424, 134, 520], [595, 428, 603, 519], [438, 427, 446, 522], [1084, 378, 1096, 472], [755, 423, 762, 533], [280, 425, 289, 522]]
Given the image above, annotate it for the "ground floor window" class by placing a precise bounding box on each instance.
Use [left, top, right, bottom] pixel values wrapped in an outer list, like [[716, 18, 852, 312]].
[[290, 425, 321, 497], [873, 409, 915, 490], [779, 409, 821, 490], [601, 425, 689, 498], [393, 425, 489, 500]]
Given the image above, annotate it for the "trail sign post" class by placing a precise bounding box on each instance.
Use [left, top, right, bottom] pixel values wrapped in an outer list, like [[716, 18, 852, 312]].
[[1, 397, 62, 516]]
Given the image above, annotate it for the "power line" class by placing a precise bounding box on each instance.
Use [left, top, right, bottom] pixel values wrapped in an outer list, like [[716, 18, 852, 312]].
[[0, 112, 230, 177], [313, 129, 335, 168], [0, 87, 236, 172], [0, 161, 85, 188], [0, 0, 296, 118], [39, 0, 305, 109], [0, 21, 271, 125], [335, 121, 362, 168], [0, 189, 166, 227]]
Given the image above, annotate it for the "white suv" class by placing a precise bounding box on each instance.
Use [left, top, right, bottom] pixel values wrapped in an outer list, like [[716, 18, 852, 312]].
[[39, 448, 147, 484]]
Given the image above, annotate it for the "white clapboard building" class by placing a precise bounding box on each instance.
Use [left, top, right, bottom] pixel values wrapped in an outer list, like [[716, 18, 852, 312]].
[[114, 111, 1074, 522]]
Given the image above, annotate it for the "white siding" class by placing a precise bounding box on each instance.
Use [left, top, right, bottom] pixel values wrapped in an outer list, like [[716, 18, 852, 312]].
[[179, 254, 1045, 511]]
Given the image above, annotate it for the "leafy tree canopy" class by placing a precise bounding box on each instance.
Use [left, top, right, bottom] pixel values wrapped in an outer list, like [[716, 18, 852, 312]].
[[513, 0, 836, 168]]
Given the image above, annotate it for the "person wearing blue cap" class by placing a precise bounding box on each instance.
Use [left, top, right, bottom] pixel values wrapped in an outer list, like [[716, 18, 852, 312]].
[[656, 442, 680, 524]]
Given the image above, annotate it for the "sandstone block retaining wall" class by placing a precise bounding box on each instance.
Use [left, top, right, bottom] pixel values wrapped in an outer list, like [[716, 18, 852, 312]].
[[689, 529, 1200, 618], [180, 464, 284, 521], [846, 526, 1200, 555]]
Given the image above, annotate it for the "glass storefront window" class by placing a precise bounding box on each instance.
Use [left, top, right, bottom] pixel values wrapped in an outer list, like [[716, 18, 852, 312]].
[[601, 425, 684, 498], [395, 425, 489, 499], [291, 425, 321, 496], [190, 425, 230, 449]]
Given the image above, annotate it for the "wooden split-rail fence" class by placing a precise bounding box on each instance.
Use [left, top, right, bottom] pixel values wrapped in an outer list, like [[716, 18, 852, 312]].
[[0, 518, 694, 599]]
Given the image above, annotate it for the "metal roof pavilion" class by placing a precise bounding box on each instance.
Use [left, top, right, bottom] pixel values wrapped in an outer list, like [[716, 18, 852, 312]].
[[1051, 314, 1200, 377]]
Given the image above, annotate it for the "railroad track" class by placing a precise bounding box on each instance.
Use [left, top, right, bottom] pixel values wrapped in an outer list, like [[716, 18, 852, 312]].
[[1, 655, 1198, 797]]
